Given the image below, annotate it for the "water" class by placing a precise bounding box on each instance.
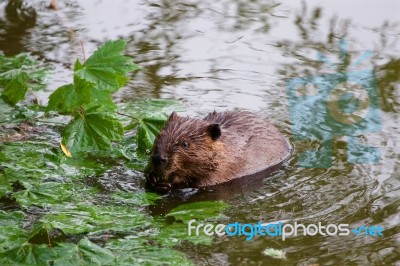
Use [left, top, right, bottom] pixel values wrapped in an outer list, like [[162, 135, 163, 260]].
[[1, 0, 399, 264]]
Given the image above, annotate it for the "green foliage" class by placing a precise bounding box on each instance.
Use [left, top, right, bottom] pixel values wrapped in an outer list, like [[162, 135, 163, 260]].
[[74, 40, 140, 92], [0, 141, 101, 182], [155, 201, 229, 246], [39, 204, 150, 235], [47, 40, 138, 113], [0, 40, 231, 265], [45, 40, 142, 157], [61, 110, 124, 156], [0, 211, 27, 250], [0, 40, 181, 157], [121, 99, 184, 153], [136, 116, 168, 153], [106, 238, 193, 266], [1, 239, 115, 265], [111, 191, 161, 205], [47, 83, 92, 114], [166, 201, 229, 222], [13, 182, 74, 207], [0, 53, 48, 105]]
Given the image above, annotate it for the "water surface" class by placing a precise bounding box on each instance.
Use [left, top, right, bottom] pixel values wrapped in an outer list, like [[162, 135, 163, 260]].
[[1, 0, 399, 264]]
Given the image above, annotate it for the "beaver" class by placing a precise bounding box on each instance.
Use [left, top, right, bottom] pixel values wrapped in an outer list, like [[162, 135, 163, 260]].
[[145, 110, 291, 193]]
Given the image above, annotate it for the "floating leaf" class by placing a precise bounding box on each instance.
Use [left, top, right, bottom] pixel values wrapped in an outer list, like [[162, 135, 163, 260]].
[[74, 40, 140, 92], [0, 243, 58, 265], [155, 217, 214, 246], [262, 248, 287, 259], [0, 53, 48, 106], [111, 191, 161, 205], [1, 72, 29, 105], [166, 201, 229, 222], [40, 204, 151, 235], [106, 238, 192, 266], [13, 182, 74, 207], [61, 111, 124, 157], [0, 98, 15, 124], [119, 99, 185, 152], [120, 99, 184, 122], [155, 201, 229, 247], [60, 142, 72, 158], [0, 211, 27, 250], [53, 238, 115, 265], [0, 142, 65, 182], [1, 239, 115, 265]]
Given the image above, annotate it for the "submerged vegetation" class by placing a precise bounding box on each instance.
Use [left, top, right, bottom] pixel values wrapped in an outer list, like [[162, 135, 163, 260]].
[[0, 40, 228, 265]]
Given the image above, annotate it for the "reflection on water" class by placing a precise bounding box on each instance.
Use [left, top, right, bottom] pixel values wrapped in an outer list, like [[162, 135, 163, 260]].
[[0, 0, 36, 55], [0, 0, 399, 264]]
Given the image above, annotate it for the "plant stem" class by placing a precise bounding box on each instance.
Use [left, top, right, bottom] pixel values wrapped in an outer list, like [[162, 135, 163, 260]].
[[116, 111, 139, 121]]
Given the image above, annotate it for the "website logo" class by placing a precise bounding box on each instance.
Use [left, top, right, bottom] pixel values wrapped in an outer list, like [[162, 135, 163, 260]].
[[188, 220, 384, 241], [286, 39, 381, 168]]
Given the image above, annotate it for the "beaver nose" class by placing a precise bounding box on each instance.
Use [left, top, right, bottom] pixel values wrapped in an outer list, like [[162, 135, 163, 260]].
[[152, 154, 167, 166]]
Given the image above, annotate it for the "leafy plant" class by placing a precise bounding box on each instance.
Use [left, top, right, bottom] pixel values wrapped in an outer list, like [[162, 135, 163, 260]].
[[0, 53, 48, 105], [45, 40, 140, 157], [1, 238, 116, 265], [0, 40, 184, 158], [0, 40, 231, 266], [155, 201, 229, 246], [121, 98, 184, 152]]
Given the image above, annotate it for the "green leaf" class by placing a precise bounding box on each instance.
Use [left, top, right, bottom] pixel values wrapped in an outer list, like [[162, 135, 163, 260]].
[[47, 83, 91, 114], [1, 239, 115, 265], [54, 238, 115, 265], [1, 243, 58, 265], [118, 99, 185, 153], [13, 182, 74, 207], [74, 40, 140, 92], [0, 211, 27, 250], [0, 71, 29, 105], [0, 141, 84, 182], [61, 111, 124, 157], [137, 116, 167, 153], [111, 191, 161, 205], [47, 80, 116, 114], [0, 53, 48, 106], [76, 238, 115, 264], [154, 201, 229, 247], [166, 201, 229, 222], [85, 86, 116, 111], [0, 173, 12, 198], [106, 238, 193, 266], [119, 98, 184, 124], [39, 204, 150, 235], [262, 248, 287, 259], [0, 98, 15, 124]]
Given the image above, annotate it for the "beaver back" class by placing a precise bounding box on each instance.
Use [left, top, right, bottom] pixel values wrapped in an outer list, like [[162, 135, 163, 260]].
[[200, 110, 291, 186]]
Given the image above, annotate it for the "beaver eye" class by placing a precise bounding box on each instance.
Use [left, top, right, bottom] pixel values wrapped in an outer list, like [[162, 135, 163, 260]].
[[181, 141, 189, 148]]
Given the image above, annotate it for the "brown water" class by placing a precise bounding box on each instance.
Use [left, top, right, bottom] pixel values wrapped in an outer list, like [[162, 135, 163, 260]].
[[1, 0, 399, 265]]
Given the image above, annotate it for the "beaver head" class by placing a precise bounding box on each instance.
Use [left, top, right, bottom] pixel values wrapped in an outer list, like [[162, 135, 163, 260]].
[[145, 112, 224, 193]]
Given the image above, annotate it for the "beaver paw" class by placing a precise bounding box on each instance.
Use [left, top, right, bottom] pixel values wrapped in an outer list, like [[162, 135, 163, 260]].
[[152, 182, 172, 194], [146, 175, 172, 194]]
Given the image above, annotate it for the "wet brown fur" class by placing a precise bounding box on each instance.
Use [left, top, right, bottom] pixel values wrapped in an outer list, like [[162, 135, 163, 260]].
[[146, 110, 291, 190]]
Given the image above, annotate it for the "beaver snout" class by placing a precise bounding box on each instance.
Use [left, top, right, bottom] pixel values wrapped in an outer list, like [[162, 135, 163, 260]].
[[146, 154, 172, 194], [151, 154, 168, 166]]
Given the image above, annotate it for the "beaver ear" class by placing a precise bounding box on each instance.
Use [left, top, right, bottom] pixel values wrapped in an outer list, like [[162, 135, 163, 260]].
[[168, 111, 178, 121], [207, 123, 221, 141]]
